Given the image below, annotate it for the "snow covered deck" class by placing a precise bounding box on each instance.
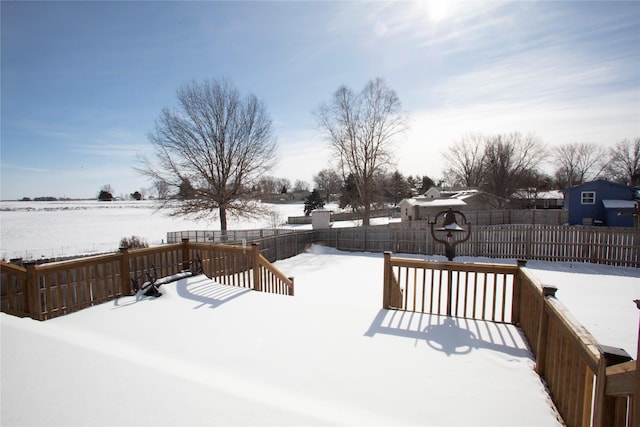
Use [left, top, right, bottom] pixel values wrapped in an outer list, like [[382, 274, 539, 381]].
[[1, 246, 567, 426]]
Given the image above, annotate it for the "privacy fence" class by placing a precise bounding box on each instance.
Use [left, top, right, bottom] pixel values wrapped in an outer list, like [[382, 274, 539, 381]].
[[167, 229, 316, 263], [287, 207, 399, 224], [1, 240, 293, 321], [169, 224, 639, 267], [289, 208, 567, 226], [403, 208, 569, 227], [314, 224, 640, 267], [382, 253, 639, 427]]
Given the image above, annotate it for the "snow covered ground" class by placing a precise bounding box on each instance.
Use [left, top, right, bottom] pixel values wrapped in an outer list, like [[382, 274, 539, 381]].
[[1, 201, 638, 426]]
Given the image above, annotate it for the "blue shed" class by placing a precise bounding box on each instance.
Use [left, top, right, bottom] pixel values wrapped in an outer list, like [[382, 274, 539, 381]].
[[562, 180, 638, 227]]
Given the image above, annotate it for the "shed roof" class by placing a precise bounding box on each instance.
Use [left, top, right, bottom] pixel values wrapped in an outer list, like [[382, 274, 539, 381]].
[[602, 200, 637, 209]]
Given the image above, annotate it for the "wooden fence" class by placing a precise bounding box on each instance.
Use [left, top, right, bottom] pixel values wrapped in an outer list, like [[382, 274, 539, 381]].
[[168, 229, 316, 264], [287, 207, 399, 225], [401, 209, 569, 227], [314, 224, 640, 267], [1, 240, 293, 321], [382, 254, 639, 427], [166, 228, 304, 245]]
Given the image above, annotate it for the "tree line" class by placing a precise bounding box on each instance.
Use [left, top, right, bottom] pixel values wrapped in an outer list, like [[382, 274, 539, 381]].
[[137, 76, 639, 230], [443, 133, 639, 200]]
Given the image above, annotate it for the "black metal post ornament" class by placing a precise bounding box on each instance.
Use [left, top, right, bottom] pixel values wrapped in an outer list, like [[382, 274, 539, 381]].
[[429, 208, 471, 261], [430, 208, 472, 316]]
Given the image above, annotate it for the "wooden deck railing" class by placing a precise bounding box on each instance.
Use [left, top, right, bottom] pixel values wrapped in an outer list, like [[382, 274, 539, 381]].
[[1, 240, 293, 321], [382, 253, 638, 427], [185, 242, 294, 296], [382, 253, 519, 323], [0, 261, 29, 317]]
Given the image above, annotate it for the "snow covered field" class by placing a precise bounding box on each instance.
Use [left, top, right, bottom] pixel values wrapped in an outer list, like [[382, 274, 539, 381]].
[[1, 201, 638, 426], [0, 200, 393, 261], [0, 200, 307, 261]]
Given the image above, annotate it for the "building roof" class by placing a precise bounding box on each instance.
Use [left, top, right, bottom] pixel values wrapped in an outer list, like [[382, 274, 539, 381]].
[[511, 190, 564, 200], [562, 179, 634, 193], [402, 198, 467, 208], [602, 200, 637, 209]]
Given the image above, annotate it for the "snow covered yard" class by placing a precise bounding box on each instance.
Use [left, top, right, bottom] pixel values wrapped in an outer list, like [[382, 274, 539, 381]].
[[1, 246, 564, 426], [1, 200, 638, 426]]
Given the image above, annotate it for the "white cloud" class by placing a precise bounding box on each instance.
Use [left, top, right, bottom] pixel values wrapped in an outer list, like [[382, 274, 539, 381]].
[[398, 86, 640, 180]]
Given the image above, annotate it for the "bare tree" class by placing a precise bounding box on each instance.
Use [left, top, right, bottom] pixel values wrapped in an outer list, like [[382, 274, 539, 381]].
[[276, 178, 291, 194], [293, 180, 310, 192], [482, 133, 547, 200], [315, 78, 406, 225], [313, 168, 341, 201], [442, 133, 486, 187], [153, 180, 169, 199], [138, 78, 277, 231], [257, 176, 278, 195], [551, 142, 605, 188], [605, 138, 640, 186]]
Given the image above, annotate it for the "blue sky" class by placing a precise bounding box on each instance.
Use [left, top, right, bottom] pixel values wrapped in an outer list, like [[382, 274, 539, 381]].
[[1, 1, 639, 200]]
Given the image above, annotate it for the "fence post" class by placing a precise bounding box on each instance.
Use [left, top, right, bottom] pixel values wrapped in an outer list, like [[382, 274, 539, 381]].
[[535, 285, 557, 376], [252, 243, 261, 292], [23, 261, 41, 321], [593, 345, 633, 427], [181, 238, 190, 270], [383, 251, 392, 309], [119, 247, 132, 297]]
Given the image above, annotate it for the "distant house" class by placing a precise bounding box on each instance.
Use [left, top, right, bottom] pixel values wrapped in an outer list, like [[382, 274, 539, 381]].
[[398, 188, 504, 222], [511, 189, 564, 210], [562, 180, 639, 227]]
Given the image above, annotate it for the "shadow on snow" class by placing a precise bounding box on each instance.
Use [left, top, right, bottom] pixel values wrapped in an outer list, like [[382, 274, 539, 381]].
[[364, 309, 532, 358]]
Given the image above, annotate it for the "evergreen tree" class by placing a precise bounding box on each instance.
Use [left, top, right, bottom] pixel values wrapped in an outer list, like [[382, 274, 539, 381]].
[[304, 189, 325, 216], [420, 175, 436, 192], [338, 173, 362, 210]]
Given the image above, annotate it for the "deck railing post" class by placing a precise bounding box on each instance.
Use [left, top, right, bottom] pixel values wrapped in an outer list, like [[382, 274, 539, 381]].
[[181, 238, 190, 271], [119, 247, 132, 296], [535, 285, 557, 376], [593, 345, 633, 427], [512, 259, 527, 325], [383, 251, 392, 309], [23, 261, 40, 321], [252, 243, 261, 292], [288, 276, 295, 296]]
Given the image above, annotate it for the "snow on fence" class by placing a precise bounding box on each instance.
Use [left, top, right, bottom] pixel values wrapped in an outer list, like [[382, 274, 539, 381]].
[[0, 240, 293, 321], [382, 254, 639, 427], [313, 224, 640, 267]]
